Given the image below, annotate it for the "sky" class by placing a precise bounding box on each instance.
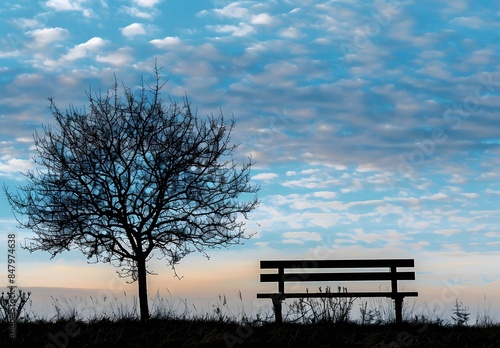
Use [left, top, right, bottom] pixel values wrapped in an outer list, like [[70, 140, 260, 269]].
[[1, 0, 500, 322]]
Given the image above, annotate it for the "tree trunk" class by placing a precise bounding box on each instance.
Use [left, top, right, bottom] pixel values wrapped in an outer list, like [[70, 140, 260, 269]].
[[137, 257, 149, 324]]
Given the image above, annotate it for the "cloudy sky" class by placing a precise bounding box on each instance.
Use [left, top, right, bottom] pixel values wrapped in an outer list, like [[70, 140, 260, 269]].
[[1, 0, 500, 319]]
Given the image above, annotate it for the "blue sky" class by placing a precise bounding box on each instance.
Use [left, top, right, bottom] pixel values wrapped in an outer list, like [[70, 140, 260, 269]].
[[1, 0, 500, 319]]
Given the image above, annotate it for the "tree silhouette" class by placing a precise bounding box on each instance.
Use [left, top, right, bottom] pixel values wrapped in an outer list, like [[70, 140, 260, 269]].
[[4, 69, 259, 323]]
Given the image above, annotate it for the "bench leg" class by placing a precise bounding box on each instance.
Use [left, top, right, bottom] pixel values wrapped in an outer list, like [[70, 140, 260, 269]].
[[272, 297, 282, 324], [394, 296, 403, 324]]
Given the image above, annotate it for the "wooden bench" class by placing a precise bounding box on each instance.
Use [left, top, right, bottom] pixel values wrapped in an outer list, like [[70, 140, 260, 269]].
[[257, 259, 418, 324]]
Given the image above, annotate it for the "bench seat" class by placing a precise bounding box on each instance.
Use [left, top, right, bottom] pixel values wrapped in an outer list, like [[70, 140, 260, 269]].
[[257, 258, 418, 324]]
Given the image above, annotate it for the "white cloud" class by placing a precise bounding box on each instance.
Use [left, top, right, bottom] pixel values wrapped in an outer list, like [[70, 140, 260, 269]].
[[0, 156, 33, 176], [283, 231, 322, 242], [12, 18, 40, 30], [45, 0, 96, 17], [356, 164, 379, 172], [46, 0, 79, 11], [301, 169, 320, 175], [282, 174, 341, 189], [150, 36, 181, 48], [214, 3, 249, 19], [62, 37, 106, 61], [41, 37, 107, 68], [133, 0, 161, 7], [375, 204, 404, 215], [121, 23, 146, 38], [450, 16, 484, 29], [422, 193, 449, 201], [209, 23, 254, 37], [462, 49, 496, 66], [96, 48, 134, 67], [340, 179, 363, 193], [485, 232, 500, 237], [279, 27, 303, 39], [345, 199, 385, 209], [467, 224, 488, 233], [10, 73, 45, 90], [351, 228, 383, 244], [312, 191, 337, 199], [410, 241, 430, 250], [448, 215, 475, 223], [27, 27, 69, 47], [251, 13, 274, 26], [15, 137, 33, 143], [122, 6, 158, 19], [252, 173, 278, 181], [435, 229, 461, 236], [417, 60, 451, 80], [461, 193, 479, 199]]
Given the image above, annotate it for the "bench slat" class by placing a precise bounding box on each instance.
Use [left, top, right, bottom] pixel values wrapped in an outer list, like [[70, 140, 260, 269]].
[[257, 291, 418, 299], [260, 271, 415, 282], [260, 259, 414, 269]]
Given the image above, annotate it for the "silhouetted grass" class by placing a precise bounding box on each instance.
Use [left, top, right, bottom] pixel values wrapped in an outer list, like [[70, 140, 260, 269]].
[[2, 318, 500, 347]]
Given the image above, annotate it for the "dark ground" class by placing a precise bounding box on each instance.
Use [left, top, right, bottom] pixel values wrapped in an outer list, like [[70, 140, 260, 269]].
[[2, 319, 500, 348]]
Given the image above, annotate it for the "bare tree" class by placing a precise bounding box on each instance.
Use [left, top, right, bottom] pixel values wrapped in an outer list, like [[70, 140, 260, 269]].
[[4, 69, 259, 323]]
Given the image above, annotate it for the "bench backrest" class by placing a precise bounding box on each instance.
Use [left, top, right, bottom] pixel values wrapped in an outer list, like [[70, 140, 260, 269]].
[[260, 259, 415, 294]]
